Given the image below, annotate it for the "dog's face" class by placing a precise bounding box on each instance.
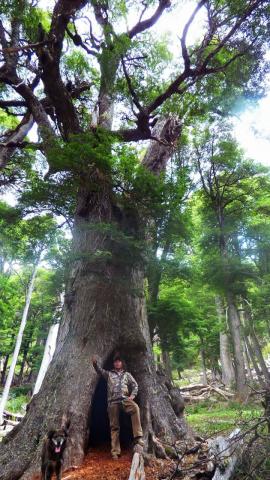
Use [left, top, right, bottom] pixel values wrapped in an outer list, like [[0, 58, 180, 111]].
[[48, 429, 67, 454]]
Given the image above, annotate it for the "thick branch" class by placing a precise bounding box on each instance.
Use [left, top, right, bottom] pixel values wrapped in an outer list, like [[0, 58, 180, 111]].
[[34, 0, 88, 137], [181, 0, 207, 71], [128, 0, 171, 39], [0, 82, 91, 111], [142, 116, 182, 174], [0, 39, 55, 55], [0, 113, 34, 170]]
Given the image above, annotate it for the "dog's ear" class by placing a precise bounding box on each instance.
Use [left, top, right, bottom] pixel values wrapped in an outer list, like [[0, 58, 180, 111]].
[[47, 430, 55, 440]]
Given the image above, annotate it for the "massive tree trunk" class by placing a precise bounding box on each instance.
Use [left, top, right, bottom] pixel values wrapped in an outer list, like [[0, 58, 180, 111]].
[[0, 122, 187, 480]]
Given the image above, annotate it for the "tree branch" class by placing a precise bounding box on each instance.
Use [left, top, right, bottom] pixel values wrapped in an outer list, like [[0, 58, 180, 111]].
[[121, 56, 143, 113], [128, 0, 171, 39], [0, 113, 34, 170], [199, 0, 264, 72], [181, 0, 207, 71], [0, 39, 55, 56]]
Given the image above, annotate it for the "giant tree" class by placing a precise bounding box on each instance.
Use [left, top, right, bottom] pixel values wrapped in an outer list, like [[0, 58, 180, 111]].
[[0, 0, 269, 478]]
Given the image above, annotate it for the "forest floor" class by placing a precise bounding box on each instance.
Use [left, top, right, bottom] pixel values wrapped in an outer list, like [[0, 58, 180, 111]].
[[186, 399, 261, 435], [3, 388, 264, 479], [32, 447, 175, 480]]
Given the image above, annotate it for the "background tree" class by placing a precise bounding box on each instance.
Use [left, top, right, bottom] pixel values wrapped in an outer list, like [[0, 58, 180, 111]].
[[189, 120, 270, 397]]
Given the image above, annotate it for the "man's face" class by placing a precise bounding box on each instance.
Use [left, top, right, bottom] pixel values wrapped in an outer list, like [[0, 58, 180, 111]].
[[113, 359, 123, 370]]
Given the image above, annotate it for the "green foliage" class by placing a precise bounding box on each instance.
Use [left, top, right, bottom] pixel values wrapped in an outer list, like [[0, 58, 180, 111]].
[[64, 51, 95, 79], [186, 400, 261, 435]]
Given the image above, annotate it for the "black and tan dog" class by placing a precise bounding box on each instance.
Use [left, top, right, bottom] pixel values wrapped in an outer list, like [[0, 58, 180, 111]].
[[41, 427, 68, 480]]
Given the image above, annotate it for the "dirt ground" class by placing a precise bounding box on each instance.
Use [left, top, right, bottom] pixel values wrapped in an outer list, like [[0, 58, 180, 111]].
[[33, 447, 174, 480]]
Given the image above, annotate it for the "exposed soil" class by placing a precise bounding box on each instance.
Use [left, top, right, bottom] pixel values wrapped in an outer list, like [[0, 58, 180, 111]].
[[32, 447, 175, 480]]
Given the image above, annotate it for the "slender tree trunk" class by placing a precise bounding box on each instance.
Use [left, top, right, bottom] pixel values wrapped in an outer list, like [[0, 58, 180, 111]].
[[200, 346, 208, 385], [243, 341, 253, 382], [33, 323, 60, 396], [240, 307, 268, 387], [219, 332, 235, 386], [226, 292, 248, 400], [216, 296, 235, 387], [244, 335, 264, 386], [17, 345, 29, 386], [244, 308, 270, 385], [0, 354, 9, 386], [0, 257, 40, 424], [161, 349, 172, 381]]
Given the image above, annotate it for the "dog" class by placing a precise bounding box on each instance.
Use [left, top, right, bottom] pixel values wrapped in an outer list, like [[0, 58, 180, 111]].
[[41, 427, 68, 480]]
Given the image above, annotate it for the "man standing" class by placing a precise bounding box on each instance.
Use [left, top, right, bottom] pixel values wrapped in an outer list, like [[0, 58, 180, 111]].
[[92, 353, 144, 459]]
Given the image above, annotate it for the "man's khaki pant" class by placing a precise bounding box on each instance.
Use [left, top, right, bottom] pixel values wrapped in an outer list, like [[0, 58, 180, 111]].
[[108, 398, 143, 456]]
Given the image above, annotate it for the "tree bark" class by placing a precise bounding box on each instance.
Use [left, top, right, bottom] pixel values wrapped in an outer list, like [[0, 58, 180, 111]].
[[244, 335, 264, 387], [0, 134, 187, 480], [239, 307, 268, 387], [0, 355, 9, 387], [216, 296, 235, 387], [244, 308, 270, 385], [219, 332, 235, 387], [243, 342, 253, 382], [161, 349, 172, 381], [200, 346, 208, 385], [226, 293, 248, 400], [33, 323, 60, 396], [17, 344, 29, 386]]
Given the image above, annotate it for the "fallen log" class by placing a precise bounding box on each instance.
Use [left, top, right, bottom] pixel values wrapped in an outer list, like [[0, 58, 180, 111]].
[[182, 393, 210, 403], [209, 386, 234, 399], [209, 428, 243, 480], [180, 383, 207, 392], [128, 452, 145, 480], [181, 384, 234, 402]]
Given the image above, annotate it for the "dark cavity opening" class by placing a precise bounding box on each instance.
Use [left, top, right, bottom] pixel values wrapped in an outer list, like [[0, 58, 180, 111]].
[[88, 354, 133, 449]]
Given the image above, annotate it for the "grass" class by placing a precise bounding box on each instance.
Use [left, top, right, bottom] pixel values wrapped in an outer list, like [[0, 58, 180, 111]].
[[0, 386, 29, 414], [6, 394, 28, 414], [186, 400, 262, 436]]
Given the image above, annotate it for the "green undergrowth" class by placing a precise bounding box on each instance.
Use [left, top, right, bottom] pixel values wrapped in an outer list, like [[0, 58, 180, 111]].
[[6, 394, 28, 414], [0, 385, 30, 414], [186, 400, 262, 436]]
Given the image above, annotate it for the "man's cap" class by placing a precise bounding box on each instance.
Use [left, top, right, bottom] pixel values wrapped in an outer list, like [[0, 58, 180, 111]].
[[113, 352, 123, 362]]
